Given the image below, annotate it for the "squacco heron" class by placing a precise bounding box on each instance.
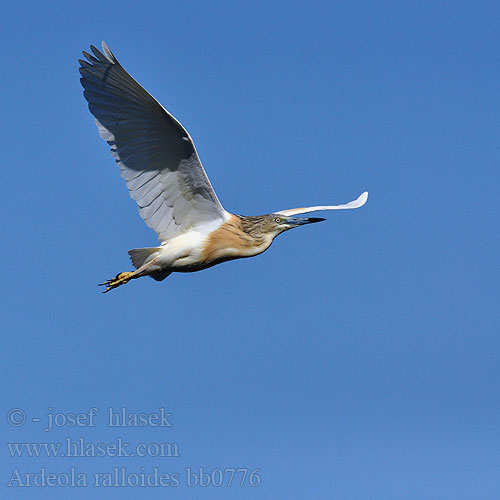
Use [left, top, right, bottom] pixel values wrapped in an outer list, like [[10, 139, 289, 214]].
[[79, 42, 368, 293]]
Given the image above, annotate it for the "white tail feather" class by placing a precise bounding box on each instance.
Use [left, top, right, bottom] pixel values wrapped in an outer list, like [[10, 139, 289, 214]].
[[128, 247, 160, 269]]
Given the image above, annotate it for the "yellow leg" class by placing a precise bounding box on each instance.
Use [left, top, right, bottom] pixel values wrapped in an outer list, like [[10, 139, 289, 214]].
[[99, 271, 135, 293]]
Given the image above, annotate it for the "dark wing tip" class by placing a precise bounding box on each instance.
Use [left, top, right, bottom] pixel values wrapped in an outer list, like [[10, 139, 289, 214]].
[[81, 42, 118, 66], [79, 42, 120, 76], [101, 41, 117, 63]]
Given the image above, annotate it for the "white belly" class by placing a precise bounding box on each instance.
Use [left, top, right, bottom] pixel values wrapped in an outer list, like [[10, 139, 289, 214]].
[[155, 220, 223, 271]]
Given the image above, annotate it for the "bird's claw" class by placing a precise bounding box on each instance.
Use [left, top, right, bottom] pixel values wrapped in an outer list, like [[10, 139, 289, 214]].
[[98, 272, 134, 293]]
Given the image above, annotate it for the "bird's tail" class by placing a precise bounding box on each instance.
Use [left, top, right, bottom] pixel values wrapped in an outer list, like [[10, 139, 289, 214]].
[[99, 271, 136, 293], [128, 247, 160, 269]]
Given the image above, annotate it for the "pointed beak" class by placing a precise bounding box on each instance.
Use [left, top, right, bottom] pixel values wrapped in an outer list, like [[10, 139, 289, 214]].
[[287, 216, 326, 226]]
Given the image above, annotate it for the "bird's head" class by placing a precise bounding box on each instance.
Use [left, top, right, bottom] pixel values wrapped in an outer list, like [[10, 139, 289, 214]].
[[240, 213, 324, 240], [237, 213, 325, 249], [270, 214, 326, 234]]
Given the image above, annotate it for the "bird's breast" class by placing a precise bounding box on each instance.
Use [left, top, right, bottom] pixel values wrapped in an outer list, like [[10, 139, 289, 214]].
[[200, 215, 271, 265]]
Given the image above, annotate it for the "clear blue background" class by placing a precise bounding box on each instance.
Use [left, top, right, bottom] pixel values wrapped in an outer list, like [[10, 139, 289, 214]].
[[2, 1, 499, 498]]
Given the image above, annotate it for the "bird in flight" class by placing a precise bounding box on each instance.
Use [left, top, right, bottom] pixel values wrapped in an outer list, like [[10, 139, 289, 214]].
[[79, 42, 368, 292]]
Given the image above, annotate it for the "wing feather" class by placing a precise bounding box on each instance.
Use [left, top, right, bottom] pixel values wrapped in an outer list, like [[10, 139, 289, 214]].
[[79, 41, 228, 241], [275, 191, 368, 216]]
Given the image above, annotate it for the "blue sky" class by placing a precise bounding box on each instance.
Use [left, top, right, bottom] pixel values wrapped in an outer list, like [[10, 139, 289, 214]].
[[2, 1, 499, 498]]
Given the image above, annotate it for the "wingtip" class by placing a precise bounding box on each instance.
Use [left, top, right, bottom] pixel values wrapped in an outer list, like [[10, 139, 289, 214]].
[[101, 40, 116, 63], [358, 191, 368, 206]]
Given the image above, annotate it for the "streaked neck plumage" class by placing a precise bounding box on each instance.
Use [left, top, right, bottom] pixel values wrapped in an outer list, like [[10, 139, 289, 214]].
[[200, 214, 278, 265]]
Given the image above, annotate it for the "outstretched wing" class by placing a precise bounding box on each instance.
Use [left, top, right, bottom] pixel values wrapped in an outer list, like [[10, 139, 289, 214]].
[[79, 41, 229, 242], [274, 191, 368, 216]]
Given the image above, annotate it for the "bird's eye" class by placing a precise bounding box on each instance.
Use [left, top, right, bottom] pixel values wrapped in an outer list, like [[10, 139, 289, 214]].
[[274, 217, 281, 224]]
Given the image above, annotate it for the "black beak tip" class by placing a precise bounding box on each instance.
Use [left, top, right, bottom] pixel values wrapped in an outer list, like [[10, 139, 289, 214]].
[[309, 217, 326, 223]]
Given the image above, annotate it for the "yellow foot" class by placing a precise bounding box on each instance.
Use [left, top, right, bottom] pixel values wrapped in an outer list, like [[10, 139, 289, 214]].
[[99, 271, 135, 293]]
